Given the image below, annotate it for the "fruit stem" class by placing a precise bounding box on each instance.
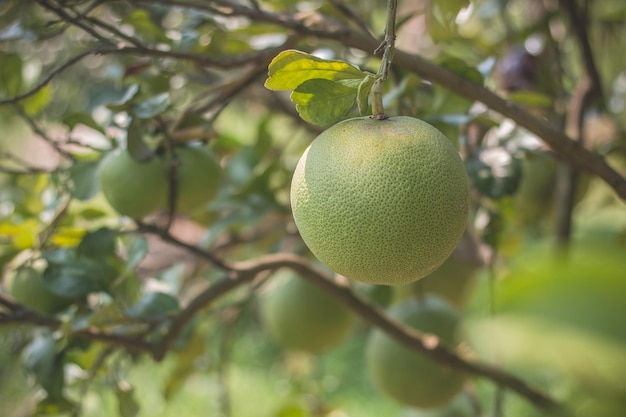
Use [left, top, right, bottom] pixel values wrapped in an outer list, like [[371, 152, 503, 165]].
[[371, 0, 397, 119]]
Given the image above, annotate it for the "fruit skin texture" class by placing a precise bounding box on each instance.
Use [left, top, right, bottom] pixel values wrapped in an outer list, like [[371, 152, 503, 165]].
[[98, 149, 167, 218], [291, 116, 469, 286], [5, 266, 76, 314], [366, 295, 465, 408], [259, 270, 355, 353], [168, 146, 221, 214]]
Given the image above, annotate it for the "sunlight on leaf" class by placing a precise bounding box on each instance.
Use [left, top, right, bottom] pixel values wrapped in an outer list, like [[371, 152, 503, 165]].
[[265, 49, 365, 91]]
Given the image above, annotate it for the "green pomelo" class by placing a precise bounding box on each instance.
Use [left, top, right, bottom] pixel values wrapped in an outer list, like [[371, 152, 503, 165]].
[[259, 270, 356, 353], [168, 146, 221, 214], [366, 296, 465, 408], [98, 149, 167, 218], [396, 231, 489, 309], [291, 116, 469, 286], [5, 266, 76, 314], [401, 392, 474, 417]]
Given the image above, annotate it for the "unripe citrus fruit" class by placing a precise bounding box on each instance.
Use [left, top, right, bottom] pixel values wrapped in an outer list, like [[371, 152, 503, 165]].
[[291, 116, 469, 286], [98, 149, 167, 218], [168, 145, 221, 214], [402, 392, 474, 417], [366, 295, 465, 408], [259, 269, 355, 353], [395, 231, 489, 309], [5, 266, 76, 314]]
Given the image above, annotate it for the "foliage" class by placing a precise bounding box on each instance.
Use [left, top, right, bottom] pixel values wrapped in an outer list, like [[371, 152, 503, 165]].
[[0, 1, 625, 417]]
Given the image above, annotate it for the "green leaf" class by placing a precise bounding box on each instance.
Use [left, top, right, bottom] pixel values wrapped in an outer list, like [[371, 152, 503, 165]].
[[357, 74, 377, 116], [23, 332, 65, 400], [22, 84, 51, 115], [164, 327, 206, 399], [122, 10, 168, 43], [265, 49, 365, 91], [466, 146, 522, 199], [77, 227, 117, 259], [133, 92, 170, 119], [438, 56, 484, 85], [0, 52, 22, 96], [508, 91, 553, 108], [126, 292, 180, 318], [67, 160, 100, 200], [106, 84, 140, 111], [126, 117, 155, 162], [63, 112, 105, 134], [116, 381, 140, 417], [43, 248, 117, 298], [125, 236, 148, 271], [291, 79, 357, 126]]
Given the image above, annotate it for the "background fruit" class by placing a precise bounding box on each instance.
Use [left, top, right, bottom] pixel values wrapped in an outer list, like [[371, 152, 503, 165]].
[[168, 145, 221, 214], [98, 149, 167, 218], [397, 231, 489, 309], [290, 116, 469, 286], [401, 392, 475, 417], [259, 269, 355, 353], [5, 266, 76, 314], [366, 295, 465, 408]]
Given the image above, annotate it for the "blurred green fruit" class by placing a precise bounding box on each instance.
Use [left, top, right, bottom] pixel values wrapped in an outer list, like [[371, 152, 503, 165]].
[[5, 266, 76, 314], [167, 145, 221, 214], [98, 149, 167, 218], [366, 296, 465, 408], [513, 151, 558, 229], [259, 269, 355, 353], [401, 392, 474, 417], [398, 231, 489, 309]]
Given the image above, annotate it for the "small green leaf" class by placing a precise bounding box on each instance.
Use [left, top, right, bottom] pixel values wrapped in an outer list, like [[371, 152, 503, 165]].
[[0, 52, 22, 96], [126, 292, 180, 318], [116, 381, 140, 417], [438, 57, 484, 85], [265, 50, 365, 91], [125, 236, 148, 271], [106, 84, 140, 110], [63, 112, 105, 134], [67, 160, 100, 200], [133, 92, 170, 119], [23, 332, 65, 400], [126, 117, 154, 162], [77, 227, 117, 259], [43, 248, 117, 298], [22, 84, 51, 115], [466, 146, 522, 199], [508, 91, 553, 108], [122, 9, 168, 43], [291, 79, 357, 126], [357, 74, 377, 115]]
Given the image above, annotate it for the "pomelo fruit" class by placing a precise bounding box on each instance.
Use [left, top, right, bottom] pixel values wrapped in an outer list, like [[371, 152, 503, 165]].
[[98, 149, 167, 218], [401, 392, 474, 417], [5, 266, 76, 314], [366, 295, 465, 408], [290, 116, 469, 286], [167, 145, 221, 214], [259, 269, 355, 353]]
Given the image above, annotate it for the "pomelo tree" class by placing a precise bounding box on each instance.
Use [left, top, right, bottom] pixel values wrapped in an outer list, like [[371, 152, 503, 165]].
[[0, 1, 625, 416]]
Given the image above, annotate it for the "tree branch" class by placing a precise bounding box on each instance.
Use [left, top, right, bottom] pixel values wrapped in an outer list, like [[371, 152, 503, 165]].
[[558, 0, 603, 98]]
